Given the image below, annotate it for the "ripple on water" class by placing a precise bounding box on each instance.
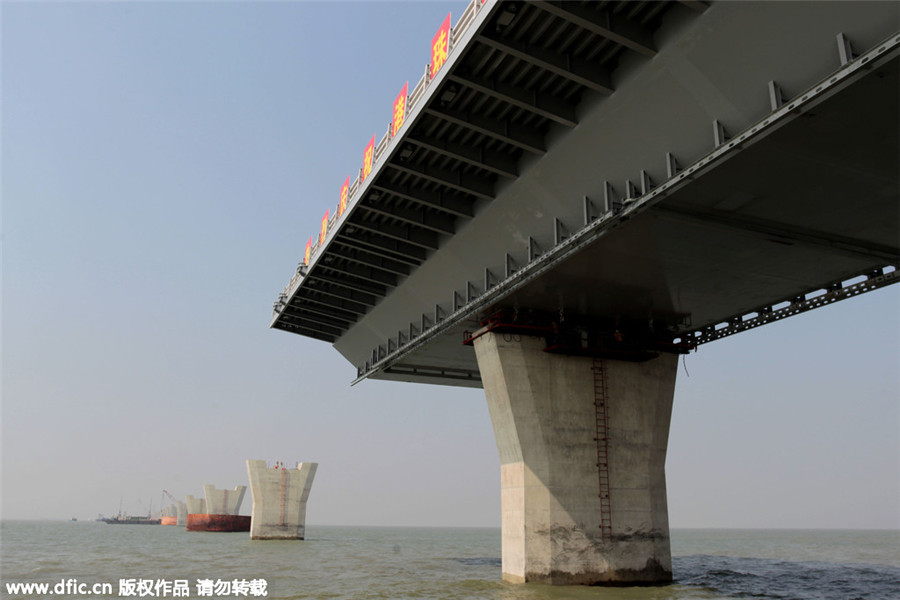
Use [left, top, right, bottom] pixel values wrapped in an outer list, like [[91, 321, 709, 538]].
[[3, 524, 898, 600], [674, 555, 900, 600]]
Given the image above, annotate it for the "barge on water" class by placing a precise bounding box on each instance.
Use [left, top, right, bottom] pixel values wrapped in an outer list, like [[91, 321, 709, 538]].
[[186, 514, 251, 532], [102, 515, 161, 525]]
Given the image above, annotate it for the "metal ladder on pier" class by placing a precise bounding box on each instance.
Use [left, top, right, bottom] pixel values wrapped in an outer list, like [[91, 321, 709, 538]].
[[280, 465, 287, 526], [592, 358, 612, 540]]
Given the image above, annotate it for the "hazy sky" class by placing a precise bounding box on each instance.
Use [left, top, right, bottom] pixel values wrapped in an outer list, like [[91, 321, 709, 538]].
[[2, 1, 898, 529]]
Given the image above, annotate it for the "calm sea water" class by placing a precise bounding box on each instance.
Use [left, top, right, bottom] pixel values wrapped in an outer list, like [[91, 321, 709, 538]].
[[1, 522, 898, 600]]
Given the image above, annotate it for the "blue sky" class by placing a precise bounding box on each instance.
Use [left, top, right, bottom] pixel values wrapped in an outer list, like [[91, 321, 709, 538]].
[[2, 1, 897, 529]]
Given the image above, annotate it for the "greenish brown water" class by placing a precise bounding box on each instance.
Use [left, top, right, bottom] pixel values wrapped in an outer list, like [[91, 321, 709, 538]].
[[2, 522, 898, 599]]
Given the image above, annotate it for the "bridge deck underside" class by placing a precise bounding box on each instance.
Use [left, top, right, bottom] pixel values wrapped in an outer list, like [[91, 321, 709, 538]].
[[271, 1, 899, 388], [519, 58, 899, 332], [374, 56, 899, 386]]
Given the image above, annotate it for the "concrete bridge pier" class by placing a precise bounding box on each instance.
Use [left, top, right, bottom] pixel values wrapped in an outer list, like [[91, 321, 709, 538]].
[[472, 330, 677, 585], [246, 460, 318, 540], [184, 495, 206, 516], [203, 485, 246, 516]]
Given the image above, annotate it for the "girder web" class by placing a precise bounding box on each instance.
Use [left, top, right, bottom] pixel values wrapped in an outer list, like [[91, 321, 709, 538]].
[[350, 27, 900, 381]]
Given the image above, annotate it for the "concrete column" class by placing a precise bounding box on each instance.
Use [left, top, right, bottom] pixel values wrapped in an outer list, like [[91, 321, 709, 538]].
[[472, 331, 677, 585], [175, 501, 187, 527], [246, 460, 317, 540], [185, 495, 206, 515], [203, 485, 246, 515]]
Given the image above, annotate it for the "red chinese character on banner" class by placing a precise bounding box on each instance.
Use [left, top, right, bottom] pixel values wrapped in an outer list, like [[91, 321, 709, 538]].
[[320, 209, 329, 244], [339, 176, 350, 216], [362, 135, 375, 181], [430, 13, 451, 79], [392, 82, 408, 138], [304, 237, 312, 266]]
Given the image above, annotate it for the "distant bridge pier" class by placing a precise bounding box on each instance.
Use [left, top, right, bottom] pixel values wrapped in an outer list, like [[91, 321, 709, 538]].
[[203, 484, 247, 516], [472, 329, 677, 585], [184, 494, 206, 516], [175, 500, 187, 527], [187, 485, 250, 532], [247, 460, 318, 540]]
